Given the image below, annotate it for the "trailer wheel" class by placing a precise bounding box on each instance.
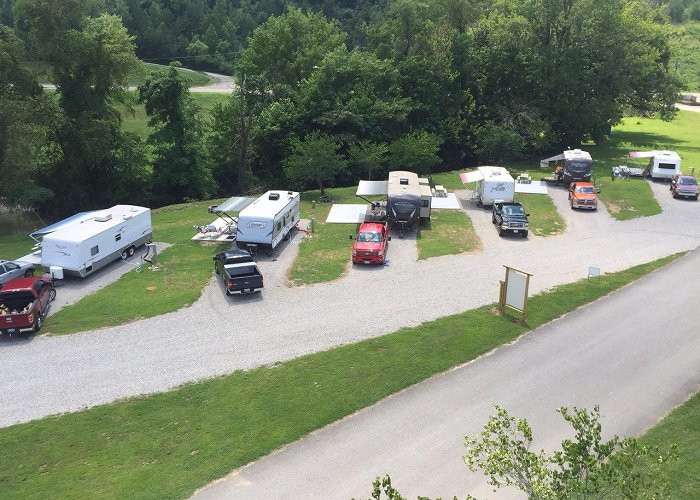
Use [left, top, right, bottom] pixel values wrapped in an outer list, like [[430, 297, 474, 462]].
[[49, 288, 57, 301], [128, 246, 136, 257], [121, 249, 129, 260]]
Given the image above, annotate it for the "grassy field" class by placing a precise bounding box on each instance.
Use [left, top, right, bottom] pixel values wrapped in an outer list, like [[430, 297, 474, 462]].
[[0, 254, 683, 499], [639, 390, 700, 498], [673, 21, 700, 92], [417, 209, 481, 259], [515, 193, 565, 236]]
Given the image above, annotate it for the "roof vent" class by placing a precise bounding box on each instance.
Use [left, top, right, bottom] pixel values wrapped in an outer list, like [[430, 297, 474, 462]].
[[269, 192, 280, 200], [400, 178, 409, 185], [94, 213, 112, 222]]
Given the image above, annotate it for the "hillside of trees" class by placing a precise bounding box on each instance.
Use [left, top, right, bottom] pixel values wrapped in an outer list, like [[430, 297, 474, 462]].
[[0, 0, 685, 217]]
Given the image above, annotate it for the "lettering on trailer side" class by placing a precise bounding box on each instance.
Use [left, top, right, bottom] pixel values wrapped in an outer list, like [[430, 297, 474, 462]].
[[247, 221, 267, 229]]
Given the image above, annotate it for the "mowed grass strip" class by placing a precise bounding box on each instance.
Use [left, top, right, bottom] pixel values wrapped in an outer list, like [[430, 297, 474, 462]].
[[515, 192, 565, 236], [417, 209, 481, 260], [639, 390, 700, 499], [44, 200, 229, 335], [0, 253, 682, 499]]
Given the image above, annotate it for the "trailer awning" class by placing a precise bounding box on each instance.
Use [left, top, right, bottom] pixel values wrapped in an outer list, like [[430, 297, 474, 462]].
[[356, 181, 388, 196], [628, 151, 655, 159], [326, 204, 368, 223], [459, 171, 483, 184], [30, 211, 98, 239], [211, 196, 255, 213]]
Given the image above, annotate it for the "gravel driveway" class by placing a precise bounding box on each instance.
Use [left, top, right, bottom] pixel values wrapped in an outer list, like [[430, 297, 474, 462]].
[[1, 181, 699, 427]]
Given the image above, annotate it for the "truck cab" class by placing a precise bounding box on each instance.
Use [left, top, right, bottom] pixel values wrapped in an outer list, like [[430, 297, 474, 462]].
[[492, 201, 529, 238], [351, 222, 391, 265]]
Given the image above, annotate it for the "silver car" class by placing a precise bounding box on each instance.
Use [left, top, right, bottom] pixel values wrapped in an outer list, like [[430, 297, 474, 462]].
[[0, 259, 35, 286]]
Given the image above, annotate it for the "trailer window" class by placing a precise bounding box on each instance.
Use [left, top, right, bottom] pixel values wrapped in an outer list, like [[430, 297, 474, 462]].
[[91, 245, 99, 256], [276, 221, 281, 231], [115, 234, 122, 242], [421, 200, 429, 207], [658, 162, 676, 170]]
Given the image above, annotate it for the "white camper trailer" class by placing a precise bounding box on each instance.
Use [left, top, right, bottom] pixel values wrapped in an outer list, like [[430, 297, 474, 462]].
[[461, 166, 515, 206], [628, 150, 681, 180], [236, 190, 300, 256], [39, 205, 152, 277]]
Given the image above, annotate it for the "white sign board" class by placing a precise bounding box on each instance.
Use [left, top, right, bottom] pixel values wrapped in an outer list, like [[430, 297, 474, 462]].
[[505, 267, 528, 311]]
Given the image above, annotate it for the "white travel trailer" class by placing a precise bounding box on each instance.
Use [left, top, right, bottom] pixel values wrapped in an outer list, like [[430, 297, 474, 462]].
[[461, 166, 515, 206], [236, 190, 300, 256], [628, 150, 682, 180], [39, 205, 152, 277]]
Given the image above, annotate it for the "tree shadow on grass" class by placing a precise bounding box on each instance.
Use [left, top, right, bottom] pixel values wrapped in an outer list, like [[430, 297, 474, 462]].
[[611, 130, 690, 149]]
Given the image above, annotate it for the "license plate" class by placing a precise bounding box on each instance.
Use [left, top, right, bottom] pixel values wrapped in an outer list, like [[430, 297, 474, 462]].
[[7, 328, 16, 333], [513, 230, 519, 233], [363, 261, 371, 265], [243, 288, 252, 293]]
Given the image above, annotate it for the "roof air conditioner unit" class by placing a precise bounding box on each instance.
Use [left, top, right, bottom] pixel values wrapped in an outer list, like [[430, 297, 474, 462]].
[[269, 192, 280, 200], [94, 213, 112, 222]]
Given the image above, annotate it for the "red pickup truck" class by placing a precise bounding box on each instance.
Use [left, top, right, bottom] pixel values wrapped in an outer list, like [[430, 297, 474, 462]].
[[0, 276, 56, 335], [351, 222, 391, 265]]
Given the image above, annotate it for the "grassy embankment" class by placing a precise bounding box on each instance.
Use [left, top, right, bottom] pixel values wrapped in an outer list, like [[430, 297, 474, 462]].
[[0, 253, 687, 499]]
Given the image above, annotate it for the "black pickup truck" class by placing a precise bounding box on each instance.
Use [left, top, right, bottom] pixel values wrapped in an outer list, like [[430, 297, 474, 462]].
[[213, 249, 264, 295], [492, 201, 529, 238]]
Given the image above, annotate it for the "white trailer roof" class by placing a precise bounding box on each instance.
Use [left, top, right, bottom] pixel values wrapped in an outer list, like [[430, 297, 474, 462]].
[[356, 180, 388, 196], [326, 204, 368, 223], [628, 150, 680, 160], [42, 205, 150, 243], [239, 191, 299, 219], [460, 166, 514, 184]]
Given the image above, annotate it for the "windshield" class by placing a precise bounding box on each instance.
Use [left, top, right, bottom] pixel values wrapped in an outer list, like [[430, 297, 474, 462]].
[[358, 232, 381, 243], [502, 205, 525, 216], [575, 186, 595, 194], [679, 177, 697, 185]]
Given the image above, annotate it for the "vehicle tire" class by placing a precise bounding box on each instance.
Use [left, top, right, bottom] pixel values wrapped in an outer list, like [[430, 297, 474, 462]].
[[225, 287, 233, 296], [214, 264, 219, 274], [24, 268, 35, 277], [49, 288, 57, 301], [266, 249, 273, 257], [121, 249, 129, 260], [695, 195, 699, 201], [672, 191, 677, 199], [522, 231, 528, 238], [128, 246, 136, 257], [498, 226, 504, 237], [492, 214, 496, 224], [34, 316, 42, 332], [571, 203, 575, 210]]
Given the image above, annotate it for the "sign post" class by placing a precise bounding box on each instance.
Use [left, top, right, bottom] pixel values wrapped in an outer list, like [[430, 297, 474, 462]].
[[498, 265, 533, 321]]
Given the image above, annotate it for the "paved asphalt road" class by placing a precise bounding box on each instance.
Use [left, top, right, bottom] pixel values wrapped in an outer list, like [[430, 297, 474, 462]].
[[193, 247, 700, 500]]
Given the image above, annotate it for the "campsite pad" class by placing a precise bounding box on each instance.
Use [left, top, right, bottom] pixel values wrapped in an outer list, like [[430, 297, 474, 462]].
[[514, 181, 549, 195], [431, 193, 461, 209], [326, 204, 368, 224]]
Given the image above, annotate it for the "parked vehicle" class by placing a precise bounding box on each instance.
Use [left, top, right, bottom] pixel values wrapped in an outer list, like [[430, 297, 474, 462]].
[[460, 166, 515, 207], [629, 150, 681, 181], [387, 171, 425, 237], [236, 191, 300, 256], [351, 222, 391, 265], [0, 276, 56, 335], [670, 174, 699, 200], [213, 249, 263, 295], [540, 149, 593, 185], [492, 201, 529, 237], [0, 260, 35, 286], [568, 182, 598, 210], [36, 205, 152, 277]]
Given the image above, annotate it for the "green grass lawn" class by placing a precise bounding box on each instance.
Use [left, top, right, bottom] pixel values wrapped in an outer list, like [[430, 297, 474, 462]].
[[639, 390, 700, 499], [515, 193, 565, 236], [673, 21, 700, 92], [0, 254, 683, 500], [417, 209, 480, 259]]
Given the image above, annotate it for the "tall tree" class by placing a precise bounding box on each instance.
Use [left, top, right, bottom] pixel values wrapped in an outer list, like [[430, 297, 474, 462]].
[[348, 140, 388, 180], [139, 64, 214, 205], [14, 1, 149, 214], [388, 130, 441, 175], [283, 131, 346, 195]]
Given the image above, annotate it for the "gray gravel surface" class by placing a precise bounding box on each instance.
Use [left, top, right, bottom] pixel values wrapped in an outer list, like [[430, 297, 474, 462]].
[[193, 244, 700, 500], [1, 181, 699, 427]]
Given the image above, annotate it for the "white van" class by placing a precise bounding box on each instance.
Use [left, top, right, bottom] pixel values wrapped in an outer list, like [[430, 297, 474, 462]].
[[236, 191, 300, 256]]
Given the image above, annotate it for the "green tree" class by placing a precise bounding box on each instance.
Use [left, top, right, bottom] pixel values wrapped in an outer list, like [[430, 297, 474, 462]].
[[464, 405, 677, 499], [283, 131, 346, 195], [348, 140, 388, 180], [14, 1, 149, 214], [139, 64, 214, 205], [388, 130, 441, 176]]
